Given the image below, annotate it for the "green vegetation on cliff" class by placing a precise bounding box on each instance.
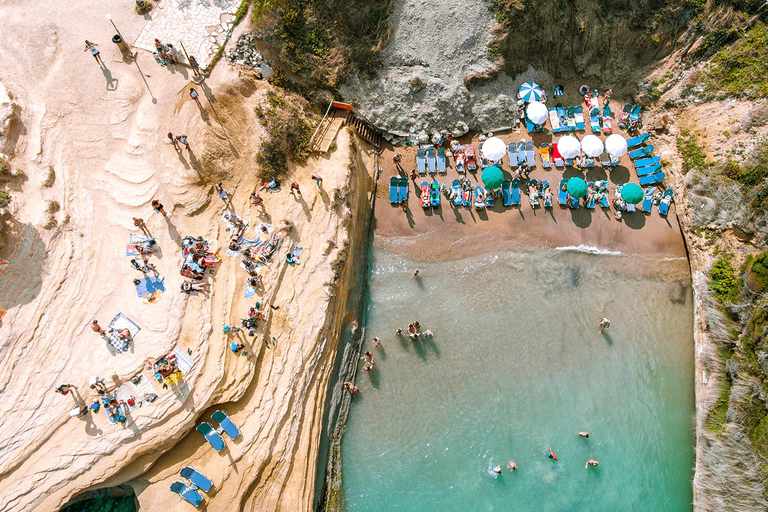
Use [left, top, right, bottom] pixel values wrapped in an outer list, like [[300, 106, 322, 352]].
[[706, 22, 768, 99], [710, 255, 742, 304]]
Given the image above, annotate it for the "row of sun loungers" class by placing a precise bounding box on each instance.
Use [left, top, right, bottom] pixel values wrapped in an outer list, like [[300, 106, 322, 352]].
[[196, 410, 241, 452], [170, 466, 213, 508], [628, 133, 665, 185], [417, 147, 447, 175]]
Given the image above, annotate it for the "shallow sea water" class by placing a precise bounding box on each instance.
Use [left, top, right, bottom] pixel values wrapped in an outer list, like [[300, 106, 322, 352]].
[[341, 245, 694, 511]]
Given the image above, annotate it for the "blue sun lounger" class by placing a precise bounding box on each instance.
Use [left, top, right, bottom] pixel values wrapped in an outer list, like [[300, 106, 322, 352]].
[[636, 163, 662, 177], [417, 148, 426, 175], [542, 180, 552, 208], [426, 148, 436, 174], [508, 141, 519, 167], [511, 179, 521, 206], [557, 105, 568, 129], [639, 171, 665, 186], [549, 108, 563, 133], [634, 156, 660, 168], [566, 106, 578, 131], [575, 106, 585, 130], [558, 179, 568, 205], [629, 145, 654, 159], [197, 422, 225, 452], [170, 481, 203, 508], [659, 189, 674, 215], [398, 177, 409, 202], [389, 177, 399, 204], [590, 109, 601, 133], [586, 182, 596, 209], [502, 179, 512, 207], [437, 147, 446, 173], [212, 410, 240, 440], [626, 133, 650, 148], [569, 195, 580, 209], [485, 187, 494, 208], [451, 179, 463, 206], [642, 186, 656, 213], [516, 141, 526, 165], [180, 467, 213, 493], [526, 116, 536, 132], [525, 140, 536, 166]]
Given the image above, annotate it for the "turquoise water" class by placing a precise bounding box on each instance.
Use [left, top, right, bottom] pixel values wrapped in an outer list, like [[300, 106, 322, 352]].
[[341, 246, 694, 511]]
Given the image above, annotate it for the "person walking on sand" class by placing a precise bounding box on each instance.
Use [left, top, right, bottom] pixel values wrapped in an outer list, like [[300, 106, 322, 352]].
[[91, 319, 106, 335], [413, 268, 419, 277], [599, 318, 611, 334], [176, 133, 190, 150], [151, 199, 166, 216], [311, 174, 323, 187], [133, 217, 149, 235], [215, 182, 228, 201], [188, 55, 202, 77], [167, 132, 179, 150], [586, 459, 599, 468], [189, 87, 202, 107], [290, 181, 301, 195], [84, 40, 105, 69]]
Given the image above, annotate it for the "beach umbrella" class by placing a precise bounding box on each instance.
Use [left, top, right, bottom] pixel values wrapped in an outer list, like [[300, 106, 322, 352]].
[[621, 183, 643, 204], [526, 101, 548, 125], [581, 135, 604, 157], [482, 137, 506, 162], [518, 81, 544, 102], [567, 177, 588, 198], [605, 134, 628, 157], [481, 166, 504, 190], [558, 136, 581, 159]]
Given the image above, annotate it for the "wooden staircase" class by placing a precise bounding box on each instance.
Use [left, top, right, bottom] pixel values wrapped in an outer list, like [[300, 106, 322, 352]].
[[345, 110, 382, 148], [310, 101, 383, 152]]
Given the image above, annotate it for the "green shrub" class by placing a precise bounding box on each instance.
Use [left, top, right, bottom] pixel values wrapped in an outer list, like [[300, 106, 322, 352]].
[[677, 130, 709, 171], [710, 255, 742, 304], [744, 394, 768, 459], [0, 189, 9, 208], [705, 348, 734, 437], [706, 22, 768, 99], [748, 252, 768, 292]]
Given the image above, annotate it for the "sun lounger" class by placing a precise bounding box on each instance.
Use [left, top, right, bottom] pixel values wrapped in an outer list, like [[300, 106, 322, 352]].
[[462, 187, 471, 207], [528, 179, 540, 209], [598, 181, 610, 208], [566, 106, 577, 131], [601, 154, 620, 168], [540, 143, 551, 168], [420, 181, 430, 208], [212, 410, 240, 439], [542, 180, 552, 208], [430, 180, 441, 207], [465, 145, 477, 171], [634, 156, 660, 168], [558, 179, 568, 206], [437, 147, 446, 173], [590, 108, 601, 133], [549, 108, 562, 133], [417, 148, 426, 175], [516, 141, 526, 165], [180, 467, 213, 493], [508, 141, 519, 167], [525, 116, 536, 132], [602, 116, 613, 134], [583, 157, 595, 168], [197, 422, 225, 452], [451, 179, 463, 206], [586, 182, 596, 209], [659, 188, 674, 216], [170, 481, 203, 508], [511, 179, 521, 206], [626, 203, 636, 213], [639, 171, 665, 186], [642, 186, 656, 213], [389, 177, 399, 204], [398, 177, 408, 202], [502, 179, 512, 207], [575, 106, 585, 130], [619, 103, 632, 130], [426, 148, 436, 174], [485, 187, 494, 208], [557, 105, 568, 129], [569, 195, 580, 209], [473, 186, 485, 210], [629, 104, 642, 123], [626, 132, 650, 148], [636, 163, 662, 177], [525, 140, 536, 166], [552, 143, 564, 169], [629, 145, 654, 159]]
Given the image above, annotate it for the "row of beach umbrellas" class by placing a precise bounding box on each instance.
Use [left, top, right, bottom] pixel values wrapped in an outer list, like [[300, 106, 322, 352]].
[[480, 133, 629, 162]]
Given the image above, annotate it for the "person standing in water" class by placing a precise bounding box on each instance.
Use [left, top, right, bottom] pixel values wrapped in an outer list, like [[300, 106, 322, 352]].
[[586, 459, 599, 468], [599, 318, 611, 334]]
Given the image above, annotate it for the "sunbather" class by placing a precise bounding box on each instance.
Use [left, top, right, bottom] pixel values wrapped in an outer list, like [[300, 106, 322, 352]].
[[117, 328, 131, 341], [181, 280, 210, 292], [344, 382, 359, 393], [55, 383, 77, 395], [250, 192, 263, 206]]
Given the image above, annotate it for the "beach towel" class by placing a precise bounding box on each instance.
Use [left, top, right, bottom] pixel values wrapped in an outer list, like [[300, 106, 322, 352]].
[[516, 141, 525, 165], [549, 108, 562, 133], [135, 275, 165, 298], [287, 247, 303, 264], [244, 285, 257, 298], [125, 245, 142, 256], [255, 222, 274, 234], [106, 313, 140, 353], [540, 144, 551, 168], [172, 346, 195, 374], [222, 211, 249, 231], [575, 106, 585, 130]]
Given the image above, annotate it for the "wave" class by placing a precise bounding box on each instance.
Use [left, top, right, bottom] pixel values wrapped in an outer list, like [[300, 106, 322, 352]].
[[554, 245, 623, 256]]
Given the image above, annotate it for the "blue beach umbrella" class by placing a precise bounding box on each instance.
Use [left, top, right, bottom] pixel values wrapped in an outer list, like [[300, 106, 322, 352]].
[[518, 82, 544, 102]]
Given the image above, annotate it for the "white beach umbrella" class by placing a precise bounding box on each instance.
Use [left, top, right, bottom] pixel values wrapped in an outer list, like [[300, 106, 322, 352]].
[[581, 135, 604, 157], [526, 101, 548, 125], [482, 136, 506, 161], [605, 134, 628, 157], [558, 135, 581, 159]]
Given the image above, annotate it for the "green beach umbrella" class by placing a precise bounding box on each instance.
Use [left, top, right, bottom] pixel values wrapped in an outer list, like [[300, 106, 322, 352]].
[[482, 166, 504, 189], [621, 183, 643, 204], [566, 177, 588, 198]]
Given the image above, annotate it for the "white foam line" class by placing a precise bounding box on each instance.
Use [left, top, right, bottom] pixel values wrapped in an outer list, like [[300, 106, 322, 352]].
[[554, 245, 623, 256]]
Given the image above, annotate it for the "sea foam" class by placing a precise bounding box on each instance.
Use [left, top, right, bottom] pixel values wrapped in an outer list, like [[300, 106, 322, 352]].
[[554, 244, 623, 256]]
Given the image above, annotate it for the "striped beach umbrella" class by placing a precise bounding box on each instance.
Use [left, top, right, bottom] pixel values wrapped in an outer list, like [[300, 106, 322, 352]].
[[518, 82, 544, 102]]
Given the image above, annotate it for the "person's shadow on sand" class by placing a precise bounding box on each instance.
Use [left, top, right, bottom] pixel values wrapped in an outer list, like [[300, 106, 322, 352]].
[[102, 67, 118, 91]]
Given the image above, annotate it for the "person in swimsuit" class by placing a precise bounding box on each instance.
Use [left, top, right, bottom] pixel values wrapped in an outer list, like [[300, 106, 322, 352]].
[[84, 40, 105, 68]]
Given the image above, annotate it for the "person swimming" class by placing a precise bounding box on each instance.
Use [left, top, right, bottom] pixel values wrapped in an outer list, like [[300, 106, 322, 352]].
[[547, 447, 558, 461], [586, 459, 599, 468], [423, 329, 434, 338], [579, 431, 590, 438], [507, 461, 517, 471], [492, 465, 502, 475]]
